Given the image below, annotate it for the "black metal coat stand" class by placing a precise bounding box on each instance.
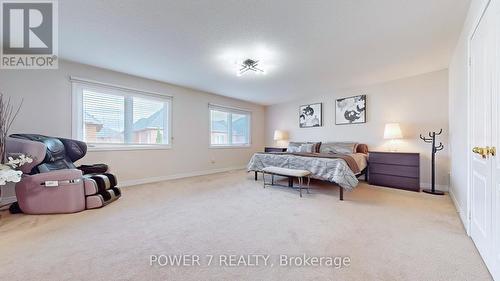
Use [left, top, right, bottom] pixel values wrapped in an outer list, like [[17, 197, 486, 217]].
[[420, 129, 445, 195]]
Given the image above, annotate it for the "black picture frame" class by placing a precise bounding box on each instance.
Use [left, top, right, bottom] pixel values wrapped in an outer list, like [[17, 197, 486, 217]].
[[335, 95, 366, 125], [299, 103, 323, 128]]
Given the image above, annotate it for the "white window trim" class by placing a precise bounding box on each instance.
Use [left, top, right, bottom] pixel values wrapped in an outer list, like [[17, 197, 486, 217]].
[[71, 77, 173, 151], [208, 103, 252, 148]]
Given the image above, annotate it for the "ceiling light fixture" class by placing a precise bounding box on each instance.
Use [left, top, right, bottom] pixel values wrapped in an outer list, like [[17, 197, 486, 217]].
[[236, 59, 266, 76]]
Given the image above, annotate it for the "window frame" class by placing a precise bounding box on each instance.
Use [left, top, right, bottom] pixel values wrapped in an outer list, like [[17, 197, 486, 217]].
[[208, 103, 252, 148], [71, 77, 173, 151]]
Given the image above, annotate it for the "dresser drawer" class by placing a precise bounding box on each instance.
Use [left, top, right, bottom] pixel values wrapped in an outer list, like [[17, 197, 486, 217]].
[[369, 174, 420, 191], [369, 163, 419, 178], [368, 151, 420, 192], [369, 152, 419, 166]]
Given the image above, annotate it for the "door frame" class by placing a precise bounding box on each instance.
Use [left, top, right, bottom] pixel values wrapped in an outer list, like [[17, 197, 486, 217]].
[[467, 0, 493, 235]]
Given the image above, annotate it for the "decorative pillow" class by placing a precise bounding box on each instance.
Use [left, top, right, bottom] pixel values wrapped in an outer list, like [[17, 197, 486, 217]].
[[286, 142, 303, 153], [319, 142, 358, 154], [287, 142, 320, 153], [356, 144, 368, 154], [299, 143, 314, 153], [309, 142, 321, 153]]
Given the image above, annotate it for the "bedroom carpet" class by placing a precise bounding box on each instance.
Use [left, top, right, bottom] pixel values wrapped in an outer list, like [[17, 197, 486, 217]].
[[0, 170, 492, 281]]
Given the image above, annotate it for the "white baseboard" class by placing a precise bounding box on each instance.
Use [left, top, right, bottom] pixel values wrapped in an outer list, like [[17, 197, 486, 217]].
[[419, 182, 449, 192], [120, 166, 247, 187], [449, 187, 468, 232]]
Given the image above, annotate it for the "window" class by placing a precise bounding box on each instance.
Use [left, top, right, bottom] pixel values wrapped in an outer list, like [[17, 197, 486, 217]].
[[209, 104, 251, 147], [72, 78, 172, 150]]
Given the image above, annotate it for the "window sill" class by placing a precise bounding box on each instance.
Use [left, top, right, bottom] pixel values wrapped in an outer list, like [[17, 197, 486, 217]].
[[87, 144, 172, 151], [209, 145, 252, 149]]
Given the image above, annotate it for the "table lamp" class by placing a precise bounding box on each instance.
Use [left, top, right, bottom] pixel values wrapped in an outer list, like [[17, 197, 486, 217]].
[[384, 123, 403, 151], [273, 130, 288, 147]]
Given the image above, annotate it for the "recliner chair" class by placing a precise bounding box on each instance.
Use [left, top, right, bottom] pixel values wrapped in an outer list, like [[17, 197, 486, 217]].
[[6, 134, 121, 214]]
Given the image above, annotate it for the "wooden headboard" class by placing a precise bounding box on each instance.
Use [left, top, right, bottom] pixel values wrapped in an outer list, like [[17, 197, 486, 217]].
[[356, 144, 369, 154]]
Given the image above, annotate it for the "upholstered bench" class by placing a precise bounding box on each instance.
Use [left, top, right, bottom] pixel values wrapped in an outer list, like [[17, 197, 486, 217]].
[[261, 166, 311, 197]]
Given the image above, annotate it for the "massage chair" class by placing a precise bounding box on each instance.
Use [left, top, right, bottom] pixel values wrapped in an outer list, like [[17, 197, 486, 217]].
[[6, 134, 121, 214]]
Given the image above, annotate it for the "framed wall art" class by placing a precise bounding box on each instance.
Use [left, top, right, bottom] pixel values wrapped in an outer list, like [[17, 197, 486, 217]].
[[299, 103, 322, 128], [335, 95, 366, 125]]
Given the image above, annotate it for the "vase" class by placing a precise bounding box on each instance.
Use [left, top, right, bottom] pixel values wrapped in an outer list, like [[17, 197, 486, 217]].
[[0, 139, 5, 164], [0, 182, 16, 204]]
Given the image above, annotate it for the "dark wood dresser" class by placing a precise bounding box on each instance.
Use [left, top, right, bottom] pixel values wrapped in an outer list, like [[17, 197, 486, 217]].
[[264, 147, 287, 152], [368, 151, 420, 192]]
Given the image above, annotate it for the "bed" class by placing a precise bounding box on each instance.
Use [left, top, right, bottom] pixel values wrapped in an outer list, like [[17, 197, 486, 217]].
[[247, 143, 368, 200]]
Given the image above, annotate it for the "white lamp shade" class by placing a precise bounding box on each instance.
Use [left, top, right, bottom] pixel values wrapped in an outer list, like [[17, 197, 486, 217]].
[[384, 123, 403, 139], [273, 130, 287, 141]]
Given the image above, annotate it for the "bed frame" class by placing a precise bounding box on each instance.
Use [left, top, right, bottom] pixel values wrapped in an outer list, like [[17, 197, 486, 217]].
[[253, 144, 369, 201]]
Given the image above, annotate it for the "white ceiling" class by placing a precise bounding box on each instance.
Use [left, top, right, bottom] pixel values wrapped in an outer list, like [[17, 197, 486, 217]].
[[59, 0, 470, 105]]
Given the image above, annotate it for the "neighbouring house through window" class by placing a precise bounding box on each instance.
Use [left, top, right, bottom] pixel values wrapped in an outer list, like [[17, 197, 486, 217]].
[[71, 78, 172, 149], [209, 104, 251, 147]]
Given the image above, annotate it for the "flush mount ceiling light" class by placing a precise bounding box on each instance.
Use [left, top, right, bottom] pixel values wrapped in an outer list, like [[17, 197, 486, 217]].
[[236, 59, 266, 76], [219, 45, 276, 77]]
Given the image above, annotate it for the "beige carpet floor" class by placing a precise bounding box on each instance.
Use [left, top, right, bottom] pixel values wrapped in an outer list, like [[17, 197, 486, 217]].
[[0, 170, 492, 281]]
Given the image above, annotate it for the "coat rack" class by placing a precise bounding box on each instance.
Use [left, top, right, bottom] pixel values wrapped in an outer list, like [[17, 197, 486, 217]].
[[420, 129, 445, 195]]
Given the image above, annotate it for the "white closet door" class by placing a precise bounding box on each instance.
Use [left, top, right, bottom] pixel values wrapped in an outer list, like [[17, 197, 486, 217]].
[[470, 0, 494, 271], [491, 1, 500, 279]]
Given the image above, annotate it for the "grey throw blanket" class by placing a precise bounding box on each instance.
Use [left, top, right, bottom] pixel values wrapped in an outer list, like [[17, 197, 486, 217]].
[[247, 152, 359, 191]]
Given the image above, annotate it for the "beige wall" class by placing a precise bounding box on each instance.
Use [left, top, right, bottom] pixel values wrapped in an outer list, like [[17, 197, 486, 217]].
[[265, 69, 450, 188], [0, 60, 450, 200], [448, 0, 489, 228], [0, 60, 265, 198]]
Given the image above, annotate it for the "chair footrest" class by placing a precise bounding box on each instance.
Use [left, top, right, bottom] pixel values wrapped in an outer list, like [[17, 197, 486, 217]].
[[86, 187, 121, 209]]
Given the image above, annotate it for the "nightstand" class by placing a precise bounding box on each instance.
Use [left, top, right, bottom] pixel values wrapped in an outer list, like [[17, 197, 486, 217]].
[[264, 147, 287, 152], [368, 151, 420, 192]]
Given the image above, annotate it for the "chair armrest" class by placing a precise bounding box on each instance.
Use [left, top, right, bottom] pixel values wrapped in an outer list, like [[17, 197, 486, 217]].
[[16, 169, 85, 214], [22, 169, 83, 185]]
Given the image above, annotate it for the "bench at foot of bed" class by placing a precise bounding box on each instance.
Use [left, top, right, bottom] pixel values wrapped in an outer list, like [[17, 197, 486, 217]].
[[262, 167, 311, 198], [254, 169, 344, 200]]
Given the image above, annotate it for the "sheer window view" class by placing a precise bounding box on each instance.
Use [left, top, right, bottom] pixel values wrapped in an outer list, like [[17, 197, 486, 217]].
[[81, 89, 170, 145], [210, 108, 250, 146]]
